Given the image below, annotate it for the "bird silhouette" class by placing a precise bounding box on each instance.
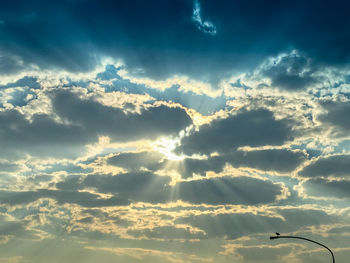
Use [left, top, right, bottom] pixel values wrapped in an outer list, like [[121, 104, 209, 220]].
[[276, 232, 280, 236]]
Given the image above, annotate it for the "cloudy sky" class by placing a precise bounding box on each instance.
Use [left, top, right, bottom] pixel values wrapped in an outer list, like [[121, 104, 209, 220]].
[[1, 0, 350, 262]]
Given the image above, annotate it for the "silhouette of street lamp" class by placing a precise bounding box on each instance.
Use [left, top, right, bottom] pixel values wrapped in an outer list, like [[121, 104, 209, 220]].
[[270, 233, 335, 263]]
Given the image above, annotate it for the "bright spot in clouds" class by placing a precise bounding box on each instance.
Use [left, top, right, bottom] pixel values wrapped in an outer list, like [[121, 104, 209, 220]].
[[153, 137, 184, 161]]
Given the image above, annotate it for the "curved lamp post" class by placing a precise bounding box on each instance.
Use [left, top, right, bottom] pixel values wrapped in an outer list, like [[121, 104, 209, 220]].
[[270, 234, 335, 263]]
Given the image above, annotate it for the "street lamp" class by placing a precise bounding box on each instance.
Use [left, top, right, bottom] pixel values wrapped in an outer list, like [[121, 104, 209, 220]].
[[270, 233, 335, 263]]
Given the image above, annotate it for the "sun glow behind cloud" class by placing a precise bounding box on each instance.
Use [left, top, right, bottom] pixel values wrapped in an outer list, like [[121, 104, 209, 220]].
[[1, 57, 350, 262], [2, 1, 350, 262], [152, 137, 184, 161]]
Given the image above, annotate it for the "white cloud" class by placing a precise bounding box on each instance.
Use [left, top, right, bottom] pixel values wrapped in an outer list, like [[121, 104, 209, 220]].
[[192, 0, 217, 36]]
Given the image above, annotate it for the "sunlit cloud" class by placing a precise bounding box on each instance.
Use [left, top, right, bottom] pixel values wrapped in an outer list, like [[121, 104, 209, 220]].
[[1, 2, 350, 261]]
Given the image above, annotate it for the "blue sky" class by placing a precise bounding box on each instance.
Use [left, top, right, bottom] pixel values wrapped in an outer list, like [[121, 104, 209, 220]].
[[1, 1, 350, 262]]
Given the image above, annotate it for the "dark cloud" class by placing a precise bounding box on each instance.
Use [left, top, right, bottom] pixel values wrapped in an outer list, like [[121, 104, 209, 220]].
[[302, 178, 350, 198], [175, 149, 306, 177], [176, 176, 283, 205], [176, 109, 293, 155], [1, 0, 350, 80], [0, 215, 38, 241], [0, 90, 192, 158], [226, 149, 307, 173], [39, 163, 93, 175], [260, 53, 318, 90], [107, 151, 225, 178], [319, 101, 350, 135], [0, 215, 28, 237], [0, 189, 130, 207], [51, 90, 192, 142], [176, 209, 338, 239], [107, 151, 164, 172], [169, 156, 225, 178], [0, 76, 41, 90], [299, 155, 350, 178], [107, 149, 305, 179], [0, 109, 89, 159], [50, 171, 285, 206], [82, 173, 283, 205], [56, 175, 82, 191], [0, 160, 20, 172], [82, 172, 171, 204], [68, 64, 227, 115], [328, 225, 350, 234], [77, 216, 94, 223]]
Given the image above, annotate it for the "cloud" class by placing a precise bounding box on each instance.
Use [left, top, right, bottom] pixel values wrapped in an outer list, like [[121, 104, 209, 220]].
[[0, 190, 130, 207], [192, 0, 217, 35], [225, 149, 307, 173], [176, 208, 338, 240], [1, 0, 350, 81], [301, 178, 350, 198], [234, 245, 294, 262], [175, 176, 284, 205], [318, 101, 350, 136], [2, 2, 350, 260], [79, 172, 284, 205], [107, 148, 306, 178], [107, 151, 164, 172], [0, 109, 90, 159], [259, 51, 318, 90], [0, 52, 27, 75], [0, 89, 192, 159], [299, 154, 350, 178], [0, 171, 283, 207], [176, 149, 306, 177], [127, 226, 205, 240], [82, 172, 171, 204], [0, 76, 41, 90], [0, 215, 28, 237], [176, 108, 293, 155], [0, 160, 20, 172], [51, 90, 192, 142]]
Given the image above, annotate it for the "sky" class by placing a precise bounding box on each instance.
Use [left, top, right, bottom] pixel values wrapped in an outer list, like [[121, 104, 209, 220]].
[[1, 0, 350, 262]]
